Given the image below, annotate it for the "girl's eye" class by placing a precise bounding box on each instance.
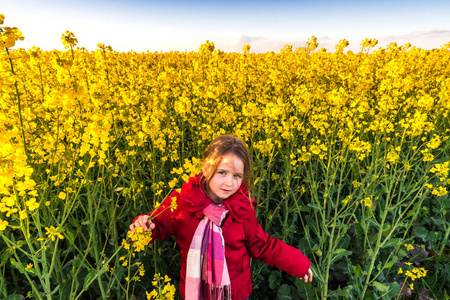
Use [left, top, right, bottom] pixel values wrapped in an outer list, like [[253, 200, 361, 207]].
[[218, 171, 225, 175], [234, 174, 242, 178]]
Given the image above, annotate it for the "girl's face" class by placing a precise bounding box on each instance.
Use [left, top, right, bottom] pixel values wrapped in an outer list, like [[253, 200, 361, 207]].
[[206, 153, 244, 202]]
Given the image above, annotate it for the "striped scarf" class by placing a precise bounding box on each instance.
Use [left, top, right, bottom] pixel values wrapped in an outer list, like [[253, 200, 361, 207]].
[[185, 203, 231, 300]]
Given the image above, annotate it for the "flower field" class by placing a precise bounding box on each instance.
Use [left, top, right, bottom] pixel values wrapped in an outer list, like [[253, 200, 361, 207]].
[[1, 14, 450, 299]]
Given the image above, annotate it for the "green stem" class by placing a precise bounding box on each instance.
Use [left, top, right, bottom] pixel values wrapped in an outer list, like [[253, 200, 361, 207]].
[[1, 235, 44, 300], [5, 47, 29, 161], [438, 223, 450, 257]]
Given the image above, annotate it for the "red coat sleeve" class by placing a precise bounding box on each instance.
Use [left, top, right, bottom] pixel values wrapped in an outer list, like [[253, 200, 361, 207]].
[[132, 190, 180, 242], [245, 210, 311, 278]]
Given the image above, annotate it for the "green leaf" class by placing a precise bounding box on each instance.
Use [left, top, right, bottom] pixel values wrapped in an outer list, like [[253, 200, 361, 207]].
[[398, 249, 408, 258], [353, 264, 362, 279], [307, 203, 322, 211], [49, 285, 60, 296], [337, 234, 351, 249], [65, 230, 75, 244], [387, 282, 401, 298], [82, 269, 96, 291], [372, 281, 389, 292], [430, 217, 446, 227], [269, 271, 280, 290], [1, 249, 11, 265], [382, 238, 402, 248], [277, 284, 292, 299], [413, 227, 429, 242], [331, 248, 352, 263], [385, 255, 398, 268], [311, 244, 320, 253], [336, 288, 350, 298], [2, 294, 25, 300]]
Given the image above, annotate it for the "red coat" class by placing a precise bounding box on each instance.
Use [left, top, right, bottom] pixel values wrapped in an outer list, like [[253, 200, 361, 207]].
[[134, 175, 311, 300]]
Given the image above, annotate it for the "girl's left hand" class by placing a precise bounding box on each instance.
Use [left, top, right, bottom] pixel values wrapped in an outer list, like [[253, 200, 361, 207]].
[[303, 268, 313, 283]]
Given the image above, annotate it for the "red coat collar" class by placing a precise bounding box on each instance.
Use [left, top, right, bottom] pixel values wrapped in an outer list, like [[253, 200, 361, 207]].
[[179, 174, 255, 223]]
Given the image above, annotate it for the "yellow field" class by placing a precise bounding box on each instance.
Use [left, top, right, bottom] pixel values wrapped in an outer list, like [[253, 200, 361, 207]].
[[1, 18, 450, 299]]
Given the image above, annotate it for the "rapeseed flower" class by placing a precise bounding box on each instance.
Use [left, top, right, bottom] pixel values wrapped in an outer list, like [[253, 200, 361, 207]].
[[147, 273, 176, 300], [45, 226, 64, 241], [25, 198, 39, 212], [361, 197, 372, 207], [127, 227, 153, 252], [0, 219, 8, 231]]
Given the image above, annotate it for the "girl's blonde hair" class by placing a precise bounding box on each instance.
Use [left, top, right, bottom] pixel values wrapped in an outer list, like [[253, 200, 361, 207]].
[[201, 135, 253, 198]]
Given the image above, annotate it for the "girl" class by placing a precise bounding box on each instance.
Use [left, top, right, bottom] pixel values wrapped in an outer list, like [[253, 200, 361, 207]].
[[129, 135, 312, 300]]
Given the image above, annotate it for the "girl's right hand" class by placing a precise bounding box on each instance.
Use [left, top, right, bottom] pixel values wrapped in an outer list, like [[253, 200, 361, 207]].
[[129, 215, 155, 232]]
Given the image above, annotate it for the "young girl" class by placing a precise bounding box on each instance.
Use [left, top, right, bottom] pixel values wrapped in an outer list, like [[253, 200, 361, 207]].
[[129, 135, 312, 300]]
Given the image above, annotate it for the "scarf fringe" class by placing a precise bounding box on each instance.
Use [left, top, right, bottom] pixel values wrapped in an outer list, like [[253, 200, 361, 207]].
[[202, 282, 232, 300]]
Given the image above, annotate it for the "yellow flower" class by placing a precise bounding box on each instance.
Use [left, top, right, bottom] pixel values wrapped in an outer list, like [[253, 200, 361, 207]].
[[0, 219, 8, 231], [421, 149, 434, 162], [45, 226, 64, 241], [4, 197, 15, 207], [405, 244, 414, 251], [432, 186, 448, 197], [127, 227, 153, 252], [427, 136, 442, 149], [25, 198, 39, 212], [170, 197, 178, 212], [405, 270, 417, 281], [430, 161, 450, 182], [386, 148, 399, 163], [139, 265, 145, 276], [168, 178, 178, 189], [147, 273, 175, 300], [182, 174, 190, 183], [146, 290, 158, 299], [19, 210, 27, 220], [121, 239, 130, 250], [28, 190, 38, 197], [341, 195, 352, 206], [361, 197, 372, 207], [58, 192, 66, 199]]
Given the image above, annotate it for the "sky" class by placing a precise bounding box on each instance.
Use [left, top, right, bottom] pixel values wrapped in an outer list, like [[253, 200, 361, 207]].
[[2, 0, 450, 53]]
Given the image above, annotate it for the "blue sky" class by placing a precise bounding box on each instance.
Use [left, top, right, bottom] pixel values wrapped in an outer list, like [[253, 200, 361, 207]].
[[2, 0, 450, 53]]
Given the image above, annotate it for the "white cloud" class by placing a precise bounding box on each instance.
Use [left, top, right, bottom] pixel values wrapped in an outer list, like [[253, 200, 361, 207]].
[[215, 35, 337, 53], [377, 30, 450, 49], [214, 30, 450, 54]]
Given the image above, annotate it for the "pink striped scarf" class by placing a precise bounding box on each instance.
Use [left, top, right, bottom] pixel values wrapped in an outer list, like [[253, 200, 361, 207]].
[[185, 203, 231, 300]]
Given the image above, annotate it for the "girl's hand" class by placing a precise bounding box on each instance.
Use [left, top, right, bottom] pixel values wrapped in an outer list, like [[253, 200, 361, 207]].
[[129, 215, 155, 232], [303, 268, 313, 283]]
